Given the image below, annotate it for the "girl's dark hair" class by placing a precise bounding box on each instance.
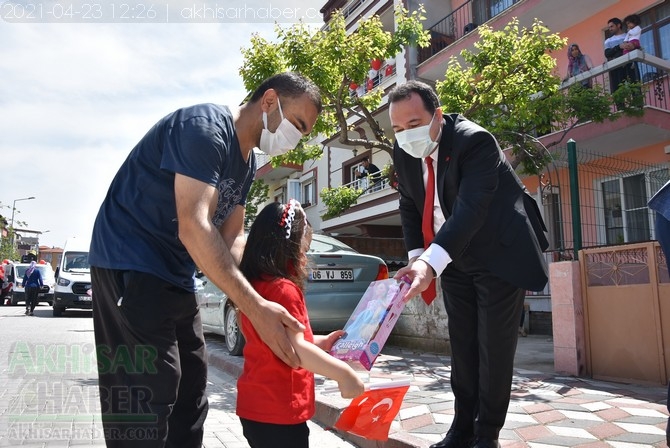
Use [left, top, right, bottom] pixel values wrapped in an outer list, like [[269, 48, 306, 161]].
[[623, 14, 641, 27], [388, 80, 440, 115], [240, 201, 311, 290], [248, 72, 322, 114]]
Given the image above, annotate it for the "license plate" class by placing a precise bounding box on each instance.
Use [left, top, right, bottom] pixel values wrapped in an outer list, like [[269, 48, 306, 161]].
[[78, 296, 92, 301], [310, 269, 354, 281]]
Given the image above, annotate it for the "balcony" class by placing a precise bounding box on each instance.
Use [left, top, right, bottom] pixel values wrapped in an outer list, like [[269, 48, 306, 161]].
[[418, 0, 524, 65], [320, 174, 401, 236], [541, 50, 670, 155], [417, 0, 621, 81]]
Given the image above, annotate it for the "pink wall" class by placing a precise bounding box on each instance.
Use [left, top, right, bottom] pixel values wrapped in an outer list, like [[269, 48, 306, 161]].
[[556, 0, 658, 79]]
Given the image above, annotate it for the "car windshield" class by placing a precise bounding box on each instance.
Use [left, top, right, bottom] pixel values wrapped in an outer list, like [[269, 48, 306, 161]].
[[308, 234, 357, 253], [63, 252, 90, 272]]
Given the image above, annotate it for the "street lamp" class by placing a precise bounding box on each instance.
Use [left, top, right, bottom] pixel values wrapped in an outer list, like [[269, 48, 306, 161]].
[[10, 196, 35, 250]]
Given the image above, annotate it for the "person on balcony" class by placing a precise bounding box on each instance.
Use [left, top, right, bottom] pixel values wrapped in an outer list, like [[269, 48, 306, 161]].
[[388, 80, 549, 448], [566, 43, 593, 88], [621, 14, 642, 55], [356, 156, 382, 191], [604, 18, 627, 94]]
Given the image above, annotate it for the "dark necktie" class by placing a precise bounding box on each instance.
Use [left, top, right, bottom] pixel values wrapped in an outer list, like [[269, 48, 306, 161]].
[[421, 157, 437, 305]]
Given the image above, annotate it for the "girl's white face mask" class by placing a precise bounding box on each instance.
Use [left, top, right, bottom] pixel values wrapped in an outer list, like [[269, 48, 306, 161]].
[[395, 113, 441, 159], [259, 97, 303, 156]]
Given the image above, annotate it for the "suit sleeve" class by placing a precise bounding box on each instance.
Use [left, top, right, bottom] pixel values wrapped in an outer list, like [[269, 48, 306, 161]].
[[393, 144, 425, 254]]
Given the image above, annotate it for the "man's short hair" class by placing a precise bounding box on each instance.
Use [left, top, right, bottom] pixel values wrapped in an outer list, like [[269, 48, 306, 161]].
[[248, 72, 322, 113], [608, 17, 623, 27], [388, 80, 440, 115]]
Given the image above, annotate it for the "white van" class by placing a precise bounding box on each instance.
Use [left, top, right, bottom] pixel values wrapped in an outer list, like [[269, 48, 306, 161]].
[[53, 237, 92, 317]]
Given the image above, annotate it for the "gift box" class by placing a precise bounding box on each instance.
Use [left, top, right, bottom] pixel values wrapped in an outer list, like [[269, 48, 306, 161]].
[[330, 277, 410, 370]]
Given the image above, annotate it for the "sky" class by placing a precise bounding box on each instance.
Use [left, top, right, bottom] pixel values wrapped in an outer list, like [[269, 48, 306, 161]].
[[0, 0, 323, 249]]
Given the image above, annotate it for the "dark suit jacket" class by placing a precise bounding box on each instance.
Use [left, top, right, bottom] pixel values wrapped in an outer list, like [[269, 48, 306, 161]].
[[393, 114, 549, 292]]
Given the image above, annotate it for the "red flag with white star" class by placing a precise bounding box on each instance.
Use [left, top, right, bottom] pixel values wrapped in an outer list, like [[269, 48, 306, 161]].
[[334, 380, 410, 440]]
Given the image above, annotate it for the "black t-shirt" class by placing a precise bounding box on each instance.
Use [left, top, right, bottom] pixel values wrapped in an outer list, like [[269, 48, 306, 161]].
[[90, 104, 255, 291]]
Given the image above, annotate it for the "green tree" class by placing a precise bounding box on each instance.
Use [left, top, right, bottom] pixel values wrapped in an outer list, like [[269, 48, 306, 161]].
[[239, 6, 430, 218], [245, 179, 270, 229], [0, 205, 21, 261], [436, 18, 644, 174]]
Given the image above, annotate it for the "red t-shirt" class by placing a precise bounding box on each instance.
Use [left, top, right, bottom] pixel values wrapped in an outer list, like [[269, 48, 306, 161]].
[[236, 277, 315, 424]]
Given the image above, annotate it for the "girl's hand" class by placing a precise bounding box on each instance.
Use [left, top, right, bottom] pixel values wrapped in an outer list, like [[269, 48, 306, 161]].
[[337, 372, 365, 399], [320, 330, 345, 350]]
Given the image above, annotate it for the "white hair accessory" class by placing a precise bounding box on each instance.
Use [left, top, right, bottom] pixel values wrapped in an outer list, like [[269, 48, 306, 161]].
[[279, 199, 301, 239]]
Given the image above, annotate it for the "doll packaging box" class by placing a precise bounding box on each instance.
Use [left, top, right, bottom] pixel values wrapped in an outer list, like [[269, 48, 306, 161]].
[[330, 277, 410, 371]]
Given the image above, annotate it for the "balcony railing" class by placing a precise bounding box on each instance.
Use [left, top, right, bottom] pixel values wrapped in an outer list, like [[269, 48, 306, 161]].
[[418, 0, 521, 64], [559, 50, 670, 116], [343, 175, 391, 196]]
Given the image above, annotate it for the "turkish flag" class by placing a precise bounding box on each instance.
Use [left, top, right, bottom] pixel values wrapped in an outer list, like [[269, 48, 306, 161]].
[[334, 381, 410, 440]]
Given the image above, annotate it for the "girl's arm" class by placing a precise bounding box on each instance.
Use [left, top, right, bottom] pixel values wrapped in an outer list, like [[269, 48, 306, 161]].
[[289, 328, 364, 399]]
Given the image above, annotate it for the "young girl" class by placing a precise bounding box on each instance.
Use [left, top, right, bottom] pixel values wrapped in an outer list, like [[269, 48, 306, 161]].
[[236, 199, 365, 448], [621, 13, 642, 54]]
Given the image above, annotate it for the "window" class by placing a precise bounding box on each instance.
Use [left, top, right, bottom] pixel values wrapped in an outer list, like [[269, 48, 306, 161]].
[[472, 0, 517, 26], [600, 168, 669, 244], [543, 188, 564, 251], [638, 1, 670, 71], [286, 179, 301, 203], [302, 179, 316, 207], [351, 162, 366, 190]]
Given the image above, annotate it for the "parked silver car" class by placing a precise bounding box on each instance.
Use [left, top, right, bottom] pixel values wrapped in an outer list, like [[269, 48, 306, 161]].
[[197, 233, 389, 355]]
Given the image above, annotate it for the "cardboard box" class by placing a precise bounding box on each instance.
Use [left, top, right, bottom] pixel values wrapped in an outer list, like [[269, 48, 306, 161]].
[[330, 278, 410, 370]]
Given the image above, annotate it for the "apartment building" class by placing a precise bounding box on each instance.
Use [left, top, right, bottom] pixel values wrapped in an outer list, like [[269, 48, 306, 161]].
[[254, 0, 670, 369]]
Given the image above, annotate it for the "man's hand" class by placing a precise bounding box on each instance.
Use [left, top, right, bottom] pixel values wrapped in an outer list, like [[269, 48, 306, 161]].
[[246, 299, 305, 368], [393, 259, 434, 302]]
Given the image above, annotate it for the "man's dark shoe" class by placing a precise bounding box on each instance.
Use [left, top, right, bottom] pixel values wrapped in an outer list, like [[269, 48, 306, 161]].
[[470, 437, 501, 448], [429, 429, 474, 448]]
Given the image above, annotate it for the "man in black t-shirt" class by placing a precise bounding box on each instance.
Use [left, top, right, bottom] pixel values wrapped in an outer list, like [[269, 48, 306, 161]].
[[357, 157, 382, 191]]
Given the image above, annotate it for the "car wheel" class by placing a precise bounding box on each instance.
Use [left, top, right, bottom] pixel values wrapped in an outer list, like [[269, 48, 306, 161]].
[[53, 306, 64, 317], [224, 303, 245, 356]]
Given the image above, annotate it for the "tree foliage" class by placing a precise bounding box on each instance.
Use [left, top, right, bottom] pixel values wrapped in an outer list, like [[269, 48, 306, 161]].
[[239, 5, 430, 168], [437, 18, 644, 174]]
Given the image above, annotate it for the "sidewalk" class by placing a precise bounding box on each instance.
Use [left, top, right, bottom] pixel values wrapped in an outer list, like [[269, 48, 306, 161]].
[[207, 335, 669, 448]]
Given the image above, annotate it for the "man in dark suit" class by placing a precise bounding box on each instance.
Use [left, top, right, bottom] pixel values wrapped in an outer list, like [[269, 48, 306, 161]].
[[389, 81, 549, 448]]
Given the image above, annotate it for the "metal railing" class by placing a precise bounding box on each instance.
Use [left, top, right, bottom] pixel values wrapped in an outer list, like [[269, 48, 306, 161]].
[[540, 143, 670, 262], [560, 50, 670, 114], [342, 175, 390, 195], [418, 0, 521, 63]]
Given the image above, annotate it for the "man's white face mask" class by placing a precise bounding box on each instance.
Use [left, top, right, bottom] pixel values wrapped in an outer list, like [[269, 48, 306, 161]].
[[259, 97, 303, 156], [395, 113, 441, 159]]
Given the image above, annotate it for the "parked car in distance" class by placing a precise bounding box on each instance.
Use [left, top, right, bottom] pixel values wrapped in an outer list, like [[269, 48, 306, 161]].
[[197, 233, 389, 355], [10, 263, 56, 306]]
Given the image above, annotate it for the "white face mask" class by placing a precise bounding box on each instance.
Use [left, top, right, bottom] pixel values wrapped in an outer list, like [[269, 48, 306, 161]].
[[259, 97, 303, 156], [395, 113, 441, 159]]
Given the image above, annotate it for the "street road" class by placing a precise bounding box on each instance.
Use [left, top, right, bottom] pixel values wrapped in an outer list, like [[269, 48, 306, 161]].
[[0, 304, 356, 447]]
